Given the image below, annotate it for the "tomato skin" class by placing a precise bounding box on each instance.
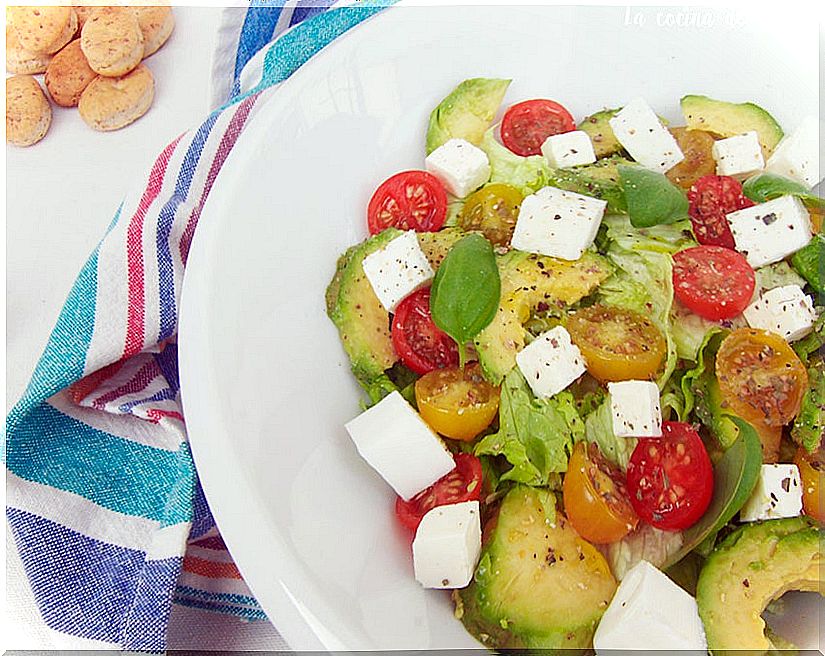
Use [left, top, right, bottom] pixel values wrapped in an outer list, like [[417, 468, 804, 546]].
[[666, 128, 717, 190], [794, 447, 825, 524], [687, 175, 754, 248], [395, 453, 483, 531], [391, 288, 459, 375], [367, 170, 448, 234], [458, 183, 524, 246], [672, 246, 755, 321], [626, 422, 714, 531], [500, 99, 576, 156], [415, 363, 500, 441], [563, 442, 639, 544], [566, 305, 666, 383]]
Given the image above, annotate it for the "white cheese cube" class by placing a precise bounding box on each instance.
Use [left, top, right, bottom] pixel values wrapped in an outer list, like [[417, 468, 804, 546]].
[[511, 186, 606, 261], [361, 231, 434, 312], [743, 284, 817, 342], [608, 381, 663, 438], [541, 130, 596, 168], [726, 195, 813, 268], [593, 560, 707, 652], [740, 464, 803, 522], [765, 116, 822, 189], [515, 326, 586, 399], [344, 391, 454, 501], [424, 138, 491, 198], [412, 500, 481, 589], [712, 131, 764, 179], [608, 98, 684, 173]]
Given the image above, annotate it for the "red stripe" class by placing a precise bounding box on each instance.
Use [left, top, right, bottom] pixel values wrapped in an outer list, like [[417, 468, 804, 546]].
[[182, 555, 242, 580], [145, 408, 184, 424], [68, 358, 127, 404], [190, 535, 228, 551], [91, 359, 161, 409], [123, 137, 182, 358], [178, 93, 261, 264]]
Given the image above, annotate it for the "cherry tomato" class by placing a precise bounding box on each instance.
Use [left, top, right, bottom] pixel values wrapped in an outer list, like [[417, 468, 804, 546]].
[[414, 363, 500, 441], [566, 305, 666, 383], [672, 246, 755, 321], [666, 128, 717, 190], [500, 99, 576, 156], [626, 422, 714, 531], [367, 170, 448, 234], [458, 183, 524, 246], [395, 453, 483, 530], [391, 287, 458, 375], [563, 442, 639, 544], [794, 447, 825, 524], [716, 329, 808, 429], [687, 174, 754, 248]]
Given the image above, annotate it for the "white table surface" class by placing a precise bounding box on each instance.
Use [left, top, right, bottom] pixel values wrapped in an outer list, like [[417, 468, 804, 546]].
[[5, 7, 285, 650]]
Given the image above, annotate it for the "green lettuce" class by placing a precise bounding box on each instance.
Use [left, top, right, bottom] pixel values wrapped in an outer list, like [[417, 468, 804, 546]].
[[584, 397, 636, 471], [475, 368, 583, 485], [479, 127, 551, 195], [606, 524, 685, 581], [755, 261, 807, 293], [791, 359, 824, 453], [794, 311, 825, 361]]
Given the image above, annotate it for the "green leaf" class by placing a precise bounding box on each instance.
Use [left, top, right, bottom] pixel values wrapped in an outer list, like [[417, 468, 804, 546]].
[[742, 172, 825, 211], [755, 261, 808, 294], [680, 328, 725, 419], [791, 359, 825, 453], [793, 311, 825, 361], [430, 233, 500, 365], [584, 397, 636, 471], [663, 417, 762, 568], [474, 369, 583, 486], [619, 165, 689, 228], [791, 234, 825, 294], [478, 127, 551, 195]]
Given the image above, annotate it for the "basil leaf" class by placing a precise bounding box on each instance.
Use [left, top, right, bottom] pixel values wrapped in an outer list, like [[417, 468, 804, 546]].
[[619, 165, 689, 228], [663, 417, 762, 568], [742, 172, 825, 211], [791, 233, 825, 294], [430, 233, 500, 364]]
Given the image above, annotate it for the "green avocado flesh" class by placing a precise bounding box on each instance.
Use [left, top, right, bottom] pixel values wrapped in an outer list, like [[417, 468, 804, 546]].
[[696, 517, 824, 654]]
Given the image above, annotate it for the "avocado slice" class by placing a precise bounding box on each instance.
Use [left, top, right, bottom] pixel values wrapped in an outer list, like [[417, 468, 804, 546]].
[[457, 486, 617, 651], [546, 155, 636, 214], [326, 228, 466, 386], [578, 108, 623, 158], [426, 78, 511, 154], [475, 250, 612, 384], [680, 95, 784, 156], [696, 517, 824, 653]]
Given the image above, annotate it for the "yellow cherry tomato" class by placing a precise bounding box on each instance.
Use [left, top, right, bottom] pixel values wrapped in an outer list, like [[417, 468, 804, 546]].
[[415, 363, 500, 441], [563, 442, 639, 544], [458, 183, 523, 247], [794, 446, 825, 524], [566, 305, 667, 383], [666, 127, 717, 190]]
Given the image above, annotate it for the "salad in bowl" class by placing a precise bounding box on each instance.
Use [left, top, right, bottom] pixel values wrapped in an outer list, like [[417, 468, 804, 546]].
[[325, 78, 824, 652]]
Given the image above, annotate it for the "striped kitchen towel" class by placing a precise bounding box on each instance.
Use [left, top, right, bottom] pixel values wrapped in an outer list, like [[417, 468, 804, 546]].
[[5, 2, 390, 651]]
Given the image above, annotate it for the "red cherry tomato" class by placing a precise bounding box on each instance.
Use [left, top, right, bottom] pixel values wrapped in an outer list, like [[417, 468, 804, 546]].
[[672, 245, 756, 321], [395, 453, 483, 531], [367, 170, 448, 234], [500, 99, 576, 156], [391, 287, 459, 375], [687, 175, 754, 249], [626, 422, 714, 531]]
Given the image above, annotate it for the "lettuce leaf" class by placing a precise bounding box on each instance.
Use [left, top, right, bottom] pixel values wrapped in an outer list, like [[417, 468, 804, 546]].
[[479, 127, 551, 195], [791, 359, 824, 453], [606, 524, 684, 581], [475, 368, 583, 485], [584, 397, 636, 471], [755, 261, 807, 293]]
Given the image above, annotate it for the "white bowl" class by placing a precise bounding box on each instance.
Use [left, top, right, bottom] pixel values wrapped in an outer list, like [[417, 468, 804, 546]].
[[179, 5, 820, 650]]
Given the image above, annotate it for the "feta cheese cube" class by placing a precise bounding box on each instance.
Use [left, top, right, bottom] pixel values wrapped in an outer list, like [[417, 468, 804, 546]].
[[412, 500, 481, 589], [743, 284, 817, 342], [344, 391, 454, 501], [515, 326, 586, 399], [740, 464, 803, 522], [608, 381, 663, 438], [765, 116, 822, 188], [424, 138, 491, 198], [541, 130, 596, 168], [593, 560, 707, 652], [712, 131, 764, 179], [511, 186, 607, 261], [361, 231, 434, 312], [608, 98, 684, 173], [726, 195, 813, 268]]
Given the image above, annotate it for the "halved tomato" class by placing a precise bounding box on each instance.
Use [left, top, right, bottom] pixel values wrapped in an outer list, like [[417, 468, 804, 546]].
[[367, 170, 448, 234], [500, 99, 575, 156], [391, 287, 458, 375], [666, 128, 717, 190], [458, 183, 523, 246], [566, 305, 666, 383], [795, 447, 825, 524]]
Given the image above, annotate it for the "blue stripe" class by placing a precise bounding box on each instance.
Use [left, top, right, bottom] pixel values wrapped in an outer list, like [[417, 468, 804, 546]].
[[173, 596, 269, 621], [8, 508, 182, 645], [6, 403, 193, 523], [290, 0, 335, 27], [154, 342, 180, 392], [175, 585, 261, 609], [233, 3, 285, 94], [121, 557, 182, 651], [117, 385, 177, 414], [156, 113, 220, 342], [190, 474, 215, 539]]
